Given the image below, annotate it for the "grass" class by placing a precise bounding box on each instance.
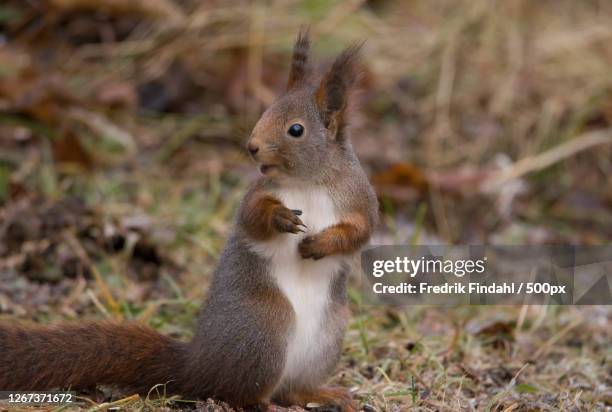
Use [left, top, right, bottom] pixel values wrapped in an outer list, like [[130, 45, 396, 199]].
[[1, 0, 611, 410], [1, 169, 609, 411]]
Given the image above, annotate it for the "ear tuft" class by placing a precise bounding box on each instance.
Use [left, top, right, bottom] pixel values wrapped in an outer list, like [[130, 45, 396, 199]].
[[316, 42, 364, 138], [287, 28, 312, 90]]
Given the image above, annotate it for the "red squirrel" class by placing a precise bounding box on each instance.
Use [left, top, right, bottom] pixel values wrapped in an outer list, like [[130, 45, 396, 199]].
[[0, 31, 378, 411]]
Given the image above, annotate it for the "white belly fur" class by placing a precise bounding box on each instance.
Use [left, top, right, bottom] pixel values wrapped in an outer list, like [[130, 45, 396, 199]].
[[250, 185, 346, 389]]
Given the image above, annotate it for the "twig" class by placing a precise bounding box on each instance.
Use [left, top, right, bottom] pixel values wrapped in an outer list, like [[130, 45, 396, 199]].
[[85, 394, 140, 412], [63, 231, 121, 318], [532, 317, 582, 359], [482, 128, 612, 191], [86, 289, 111, 319], [426, 35, 458, 242]]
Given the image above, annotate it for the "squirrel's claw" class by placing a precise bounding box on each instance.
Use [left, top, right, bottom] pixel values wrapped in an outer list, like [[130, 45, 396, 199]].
[[272, 206, 306, 234]]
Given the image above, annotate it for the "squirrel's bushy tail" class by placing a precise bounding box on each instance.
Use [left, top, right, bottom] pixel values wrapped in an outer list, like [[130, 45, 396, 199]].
[[0, 321, 186, 393]]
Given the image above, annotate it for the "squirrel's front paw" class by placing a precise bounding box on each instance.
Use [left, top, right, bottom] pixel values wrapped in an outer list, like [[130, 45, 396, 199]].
[[272, 207, 306, 234], [298, 234, 329, 260]]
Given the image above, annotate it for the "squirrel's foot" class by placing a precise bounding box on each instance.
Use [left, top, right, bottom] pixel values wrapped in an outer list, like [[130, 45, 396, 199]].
[[283, 387, 357, 412], [272, 206, 306, 234], [298, 234, 331, 260]]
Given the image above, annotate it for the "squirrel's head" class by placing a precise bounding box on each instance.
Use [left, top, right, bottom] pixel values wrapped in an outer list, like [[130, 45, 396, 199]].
[[247, 30, 362, 180]]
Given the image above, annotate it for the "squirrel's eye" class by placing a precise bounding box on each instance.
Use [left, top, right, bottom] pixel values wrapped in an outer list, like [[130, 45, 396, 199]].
[[287, 123, 304, 138]]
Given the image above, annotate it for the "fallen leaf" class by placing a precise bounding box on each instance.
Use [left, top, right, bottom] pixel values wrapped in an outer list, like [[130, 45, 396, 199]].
[[466, 318, 515, 338]]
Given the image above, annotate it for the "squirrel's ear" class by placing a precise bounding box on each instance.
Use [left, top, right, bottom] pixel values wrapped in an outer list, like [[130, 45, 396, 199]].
[[315, 42, 363, 140], [287, 29, 311, 90]]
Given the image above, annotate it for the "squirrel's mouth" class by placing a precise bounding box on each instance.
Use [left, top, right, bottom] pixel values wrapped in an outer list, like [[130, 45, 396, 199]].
[[260, 164, 278, 175]]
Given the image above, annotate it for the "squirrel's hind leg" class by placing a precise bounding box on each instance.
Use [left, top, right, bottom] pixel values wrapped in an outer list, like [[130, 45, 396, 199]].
[[280, 387, 357, 412]]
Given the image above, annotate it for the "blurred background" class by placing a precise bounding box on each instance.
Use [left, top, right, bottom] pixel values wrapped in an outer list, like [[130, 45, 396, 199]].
[[0, 0, 610, 410]]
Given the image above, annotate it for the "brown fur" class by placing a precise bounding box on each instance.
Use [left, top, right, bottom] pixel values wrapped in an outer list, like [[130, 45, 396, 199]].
[[286, 29, 312, 90], [316, 43, 363, 139], [239, 182, 305, 241], [0, 32, 377, 412], [0, 321, 184, 392], [298, 213, 371, 260]]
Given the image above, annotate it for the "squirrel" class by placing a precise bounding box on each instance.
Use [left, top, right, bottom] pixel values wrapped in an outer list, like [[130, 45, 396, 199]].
[[0, 31, 378, 411]]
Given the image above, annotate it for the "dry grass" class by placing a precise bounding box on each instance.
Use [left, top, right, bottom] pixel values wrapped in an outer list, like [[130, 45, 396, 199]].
[[0, 0, 611, 411]]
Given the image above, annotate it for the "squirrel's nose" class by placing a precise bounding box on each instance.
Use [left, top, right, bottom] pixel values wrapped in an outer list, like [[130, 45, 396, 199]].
[[247, 142, 259, 156]]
